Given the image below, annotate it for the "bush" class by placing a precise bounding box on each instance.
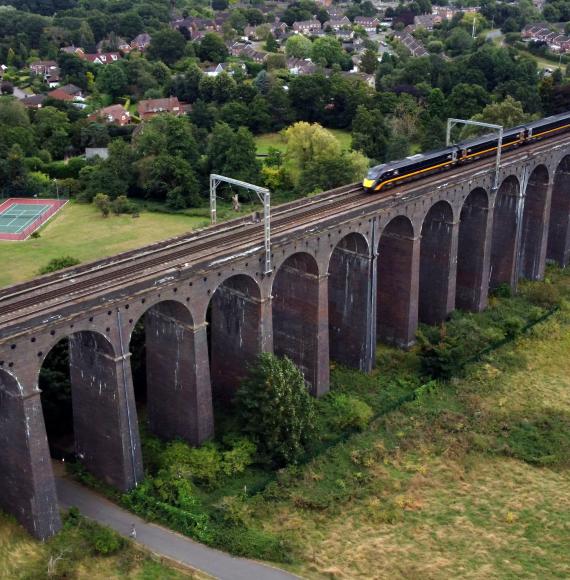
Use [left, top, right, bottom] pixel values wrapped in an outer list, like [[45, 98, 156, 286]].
[[236, 353, 317, 466], [159, 438, 256, 488], [325, 393, 374, 431], [112, 195, 137, 215], [39, 256, 80, 275], [522, 281, 561, 308], [90, 525, 124, 555]]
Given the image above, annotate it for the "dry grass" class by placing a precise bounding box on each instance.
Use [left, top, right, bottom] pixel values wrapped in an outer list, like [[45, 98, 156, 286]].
[[0, 511, 202, 579], [256, 311, 570, 579]]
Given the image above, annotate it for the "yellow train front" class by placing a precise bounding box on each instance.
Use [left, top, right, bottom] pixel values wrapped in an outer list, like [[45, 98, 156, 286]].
[[363, 148, 457, 193]]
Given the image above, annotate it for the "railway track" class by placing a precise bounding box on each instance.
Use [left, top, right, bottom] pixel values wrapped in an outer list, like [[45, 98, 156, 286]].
[[1, 133, 569, 332]]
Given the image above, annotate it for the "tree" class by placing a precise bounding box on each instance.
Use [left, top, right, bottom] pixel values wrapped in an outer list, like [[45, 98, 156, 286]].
[[470, 96, 531, 129], [445, 26, 475, 56], [207, 123, 260, 184], [385, 134, 410, 161], [136, 154, 200, 208], [33, 106, 71, 159], [198, 33, 228, 63], [134, 115, 199, 164], [95, 64, 128, 98], [312, 36, 350, 68], [285, 34, 313, 59], [359, 49, 379, 74], [236, 353, 316, 466], [300, 150, 368, 193], [117, 12, 144, 39], [284, 121, 341, 172], [448, 83, 490, 118], [265, 33, 279, 53], [93, 192, 111, 217], [147, 29, 186, 66], [351, 106, 389, 161]]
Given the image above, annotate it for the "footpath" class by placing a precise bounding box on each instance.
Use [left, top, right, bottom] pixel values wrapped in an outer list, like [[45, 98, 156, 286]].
[[56, 478, 298, 580]]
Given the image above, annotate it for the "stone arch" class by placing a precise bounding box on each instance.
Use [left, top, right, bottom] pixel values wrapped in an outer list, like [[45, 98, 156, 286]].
[[490, 175, 520, 290], [208, 274, 262, 402], [129, 299, 213, 445], [272, 252, 327, 395], [377, 215, 418, 347], [547, 155, 570, 266], [328, 233, 373, 371], [39, 330, 142, 491], [419, 201, 455, 325], [456, 188, 489, 311], [0, 368, 61, 539], [520, 164, 549, 280]]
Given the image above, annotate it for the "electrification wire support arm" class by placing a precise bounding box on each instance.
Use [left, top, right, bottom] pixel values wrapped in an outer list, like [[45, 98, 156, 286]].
[[446, 118, 504, 190], [209, 174, 272, 274]]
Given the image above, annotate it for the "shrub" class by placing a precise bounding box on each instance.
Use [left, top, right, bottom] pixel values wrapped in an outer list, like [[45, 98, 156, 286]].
[[90, 525, 124, 555], [94, 192, 111, 217], [236, 353, 317, 466], [39, 256, 80, 275], [523, 281, 561, 308], [325, 393, 374, 431], [112, 195, 137, 215]]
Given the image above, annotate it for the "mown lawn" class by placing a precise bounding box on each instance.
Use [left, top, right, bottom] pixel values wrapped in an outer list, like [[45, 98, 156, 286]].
[[0, 202, 210, 288], [255, 128, 352, 155]]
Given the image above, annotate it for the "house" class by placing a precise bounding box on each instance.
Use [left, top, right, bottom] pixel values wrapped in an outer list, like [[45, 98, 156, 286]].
[[323, 16, 351, 31], [47, 88, 75, 101], [228, 41, 248, 57], [240, 45, 268, 63], [293, 20, 322, 34], [88, 104, 131, 126], [335, 29, 354, 41], [354, 17, 380, 32], [413, 14, 438, 31], [59, 84, 83, 98], [287, 57, 317, 75], [61, 46, 85, 58], [137, 96, 182, 120], [22, 94, 47, 109], [204, 62, 246, 77], [131, 33, 152, 51], [393, 31, 428, 57], [326, 6, 345, 19], [341, 71, 375, 88], [29, 60, 58, 77], [83, 52, 121, 64], [522, 23, 570, 53]]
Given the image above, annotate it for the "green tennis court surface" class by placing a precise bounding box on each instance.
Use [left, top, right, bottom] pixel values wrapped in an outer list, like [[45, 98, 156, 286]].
[[0, 203, 51, 234]]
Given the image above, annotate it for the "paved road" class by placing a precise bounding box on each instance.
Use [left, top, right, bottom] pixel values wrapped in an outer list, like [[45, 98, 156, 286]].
[[56, 478, 298, 580]]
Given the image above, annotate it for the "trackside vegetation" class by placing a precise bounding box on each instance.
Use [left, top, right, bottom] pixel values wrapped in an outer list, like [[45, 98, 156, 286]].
[[0, 508, 192, 579], [65, 266, 570, 577]]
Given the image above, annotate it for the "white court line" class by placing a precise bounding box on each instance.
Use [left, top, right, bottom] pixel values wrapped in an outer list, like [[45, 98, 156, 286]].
[[0, 204, 50, 233]]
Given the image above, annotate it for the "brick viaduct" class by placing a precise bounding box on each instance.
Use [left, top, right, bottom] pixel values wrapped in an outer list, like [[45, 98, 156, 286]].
[[1, 137, 569, 540]]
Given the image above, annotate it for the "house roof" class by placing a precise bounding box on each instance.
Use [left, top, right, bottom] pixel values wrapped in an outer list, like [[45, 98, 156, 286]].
[[47, 88, 75, 101], [137, 96, 181, 115]]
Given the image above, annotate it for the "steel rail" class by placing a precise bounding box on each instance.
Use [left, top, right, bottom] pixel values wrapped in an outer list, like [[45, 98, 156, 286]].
[[1, 133, 568, 331]]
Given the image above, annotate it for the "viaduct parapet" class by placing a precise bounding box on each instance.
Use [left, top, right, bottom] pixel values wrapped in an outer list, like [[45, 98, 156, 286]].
[[1, 136, 569, 539]]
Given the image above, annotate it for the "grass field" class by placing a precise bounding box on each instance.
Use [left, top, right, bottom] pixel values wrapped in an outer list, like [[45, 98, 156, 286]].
[[247, 274, 570, 578], [518, 48, 564, 70], [0, 202, 209, 288], [255, 128, 352, 155]]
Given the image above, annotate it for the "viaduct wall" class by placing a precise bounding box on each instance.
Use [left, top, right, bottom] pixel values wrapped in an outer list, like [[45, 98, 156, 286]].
[[1, 142, 570, 539]]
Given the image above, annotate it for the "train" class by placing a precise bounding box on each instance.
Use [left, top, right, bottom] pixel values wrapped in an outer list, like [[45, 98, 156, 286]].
[[362, 111, 570, 192]]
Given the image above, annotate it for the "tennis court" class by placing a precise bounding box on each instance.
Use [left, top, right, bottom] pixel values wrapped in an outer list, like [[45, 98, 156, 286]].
[[0, 198, 67, 240]]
